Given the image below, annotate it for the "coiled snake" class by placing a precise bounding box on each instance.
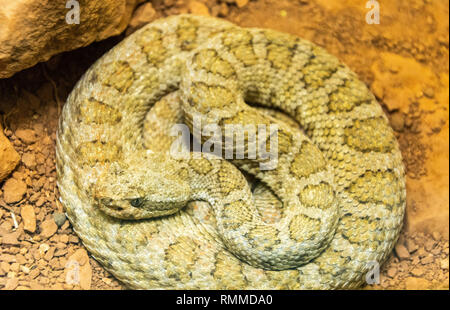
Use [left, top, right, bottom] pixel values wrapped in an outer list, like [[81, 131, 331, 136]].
[[56, 15, 406, 289]]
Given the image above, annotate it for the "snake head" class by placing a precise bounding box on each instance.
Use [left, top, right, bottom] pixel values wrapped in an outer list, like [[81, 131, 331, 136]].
[[93, 154, 191, 220]]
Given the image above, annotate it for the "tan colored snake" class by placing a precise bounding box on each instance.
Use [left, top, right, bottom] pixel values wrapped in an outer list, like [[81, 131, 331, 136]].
[[56, 15, 406, 289]]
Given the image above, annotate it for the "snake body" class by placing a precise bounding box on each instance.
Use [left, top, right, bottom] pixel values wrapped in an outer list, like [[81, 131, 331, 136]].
[[56, 15, 406, 289]]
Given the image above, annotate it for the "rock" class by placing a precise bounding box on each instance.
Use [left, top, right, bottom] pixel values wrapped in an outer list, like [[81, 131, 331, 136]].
[[387, 267, 397, 278], [21, 153, 36, 169], [390, 112, 405, 132], [0, 221, 13, 233], [395, 244, 410, 260], [4, 277, 19, 290], [0, 0, 140, 78], [55, 242, 66, 250], [431, 247, 441, 255], [68, 235, 79, 243], [2, 232, 19, 245], [65, 249, 92, 290], [371, 81, 384, 100], [432, 231, 441, 240], [40, 219, 58, 239], [0, 254, 16, 263], [423, 87, 435, 98], [53, 212, 67, 228], [39, 243, 50, 255], [127, 2, 157, 34], [410, 267, 424, 277], [29, 281, 42, 290], [417, 247, 427, 258], [424, 239, 436, 251], [0, 262, 10, 273], [21, 205, 36, 233], [235, 0, 249, 8], [10, 263, 19, 273], [2, 178, 27, 204], [35, 196, 46, 207], [405, 277, 431, 290], [42, 136, 53, 146], [16, 253, 26, 264], [14, 129, 38, 144], [61, 221, 70, 231], [102, 277, 113, 285], [405, 239, 419, 253], [421, 255, 434, 265], [389, 64, 400, 74], [188, 1, 210, 16], [44, 247, 55, 261], [218, 3, 229, 16], [0, 124, 20, 182], [54, 248, 68, 257], [59, 234, 69, 244], [29, 268, 40, 279], [441, 258, 449, 270]]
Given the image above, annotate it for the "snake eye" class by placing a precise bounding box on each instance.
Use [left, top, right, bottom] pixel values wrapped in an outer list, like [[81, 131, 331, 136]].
[[130, 198, 145, 208]]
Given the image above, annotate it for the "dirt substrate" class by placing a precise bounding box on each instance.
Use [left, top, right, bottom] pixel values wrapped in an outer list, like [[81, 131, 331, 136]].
[[0, 0, 448, 290]]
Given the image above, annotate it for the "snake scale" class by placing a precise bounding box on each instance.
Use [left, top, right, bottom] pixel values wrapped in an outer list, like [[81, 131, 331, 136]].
[[56, 15, 406, 289]]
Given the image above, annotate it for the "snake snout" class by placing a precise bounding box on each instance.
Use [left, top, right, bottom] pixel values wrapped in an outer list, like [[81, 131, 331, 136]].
[[93, 194, 130, 218], [100, 197, 113, 206]]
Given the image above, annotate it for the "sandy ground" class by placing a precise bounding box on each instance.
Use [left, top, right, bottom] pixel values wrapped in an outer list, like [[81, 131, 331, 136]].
[[0, 0, 448, 290]]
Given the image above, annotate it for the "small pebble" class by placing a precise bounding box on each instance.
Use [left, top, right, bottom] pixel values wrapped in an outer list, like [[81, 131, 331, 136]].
[[423, 87, 435, 98], [5, 277, 19, 290], [424, 239, 436, 252], [432, 231, 441, 241], [235, 0, 249, 8], [406, 239, 418, 253], [441, 258, 449, 270], [53, 212, 67, 227], [188, 1, 210, 16], [390, 112, 405, 132], [21, 204, 36, 233], [387, 267, 397, 278], [40, 218, 58, 239], [15, 129, 38, 144], [421, 255, 434, 265], [417, 247, 427, 258], [2, 178, 27, 204], [410, 268, 424, 277], [395, 244, 410, 260]]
